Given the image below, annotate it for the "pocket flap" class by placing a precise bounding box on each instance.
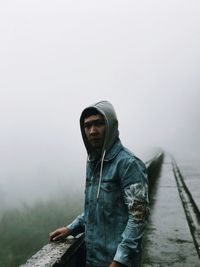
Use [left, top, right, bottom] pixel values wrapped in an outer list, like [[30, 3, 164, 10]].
[[101, 182, 118, 192]]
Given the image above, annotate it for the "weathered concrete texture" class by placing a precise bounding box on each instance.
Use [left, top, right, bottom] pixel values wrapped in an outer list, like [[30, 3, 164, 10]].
[[141, 156, 200, 267], [20, 237, 76, 267]]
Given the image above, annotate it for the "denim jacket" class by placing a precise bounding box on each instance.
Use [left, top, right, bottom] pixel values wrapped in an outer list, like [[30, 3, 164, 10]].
[[68, 101, 149, 266], [68, 139, 148, 266]]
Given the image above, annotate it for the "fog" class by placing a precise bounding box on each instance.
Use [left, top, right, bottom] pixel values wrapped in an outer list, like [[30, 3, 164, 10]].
[[0, 0, 199, 207]]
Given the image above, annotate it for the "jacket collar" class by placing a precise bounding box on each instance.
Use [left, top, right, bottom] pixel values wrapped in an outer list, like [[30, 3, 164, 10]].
[[88, 138, 123, 163], [104, 138, 123, 161]]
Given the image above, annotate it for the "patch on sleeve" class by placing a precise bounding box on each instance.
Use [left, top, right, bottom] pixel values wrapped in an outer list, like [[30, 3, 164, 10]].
[[125, 183, 149, 222]]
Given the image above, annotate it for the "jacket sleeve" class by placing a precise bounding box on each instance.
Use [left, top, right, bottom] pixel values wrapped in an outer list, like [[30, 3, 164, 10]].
[[113, 157, 149, 266], [67, 212, 85, 236]]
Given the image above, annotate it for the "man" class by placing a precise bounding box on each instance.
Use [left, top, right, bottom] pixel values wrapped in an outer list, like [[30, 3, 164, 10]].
[[49, 101, 149, 267]]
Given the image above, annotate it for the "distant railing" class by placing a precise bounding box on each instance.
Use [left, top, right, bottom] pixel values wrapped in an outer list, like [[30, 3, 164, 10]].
[[20, 151, 164, 267], [146, 151, 164, 194]]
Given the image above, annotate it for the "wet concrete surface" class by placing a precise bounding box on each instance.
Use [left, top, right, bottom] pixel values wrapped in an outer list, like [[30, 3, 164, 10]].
[[141, 156, 200, 267], [176, 160, 200, 214]]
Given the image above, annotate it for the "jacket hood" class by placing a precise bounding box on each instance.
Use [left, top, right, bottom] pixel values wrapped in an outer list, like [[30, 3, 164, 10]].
[[80, 100, 119, 159]]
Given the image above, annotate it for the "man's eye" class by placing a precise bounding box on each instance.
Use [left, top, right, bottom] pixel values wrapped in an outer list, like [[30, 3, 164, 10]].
[[95, 120, 105, 125], [84, 123, 91, 128], [84, 120, 105, 128], [94, 121, 105, 126]]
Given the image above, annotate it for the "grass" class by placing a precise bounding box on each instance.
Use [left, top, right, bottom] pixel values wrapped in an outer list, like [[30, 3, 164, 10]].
[[0, 196, 83, 267]]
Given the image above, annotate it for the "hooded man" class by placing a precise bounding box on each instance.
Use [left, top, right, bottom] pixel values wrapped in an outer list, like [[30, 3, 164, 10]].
[[49, 101, 149, 267]]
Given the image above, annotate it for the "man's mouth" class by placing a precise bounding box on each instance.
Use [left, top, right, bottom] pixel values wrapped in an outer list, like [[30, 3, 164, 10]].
[[90, 138, 101, 142], [89, 138, 103, 145]]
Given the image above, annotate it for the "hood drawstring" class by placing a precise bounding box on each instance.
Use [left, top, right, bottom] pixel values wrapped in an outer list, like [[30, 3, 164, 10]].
[[97, 150, 106, 201]]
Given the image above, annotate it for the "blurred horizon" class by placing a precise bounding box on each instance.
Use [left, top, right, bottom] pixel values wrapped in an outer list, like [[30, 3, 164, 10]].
[[0, 0, 199, 208]]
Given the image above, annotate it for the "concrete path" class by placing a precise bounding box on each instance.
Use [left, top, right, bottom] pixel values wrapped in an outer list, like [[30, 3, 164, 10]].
[[176, 159, 200, 214], [141, 155, 200, 267]]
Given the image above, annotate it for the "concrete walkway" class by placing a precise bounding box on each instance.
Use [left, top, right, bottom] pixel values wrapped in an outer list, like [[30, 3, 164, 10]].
[[176, 159, 200, 214], [141, 155, 200, 267]]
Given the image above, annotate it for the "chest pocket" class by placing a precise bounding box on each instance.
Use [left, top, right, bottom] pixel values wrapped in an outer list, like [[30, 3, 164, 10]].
[[100, 181, 122, 208], [100, 181, 118, 192]]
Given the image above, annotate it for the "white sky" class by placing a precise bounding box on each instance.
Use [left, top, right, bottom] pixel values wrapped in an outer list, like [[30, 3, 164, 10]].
[[0, 0, 199, 206]]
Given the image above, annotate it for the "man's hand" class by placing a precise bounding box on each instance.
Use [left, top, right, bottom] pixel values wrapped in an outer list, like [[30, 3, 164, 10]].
[[109, 261, 127, 267], [49, 227, 71, 242]]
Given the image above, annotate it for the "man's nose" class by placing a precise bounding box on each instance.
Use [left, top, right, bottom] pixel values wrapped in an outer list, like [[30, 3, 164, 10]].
[[89, 125, 97, 134]]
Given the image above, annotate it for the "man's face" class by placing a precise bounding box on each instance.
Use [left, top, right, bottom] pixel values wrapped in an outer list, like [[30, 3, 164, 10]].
[[84, 114, 106, 150]]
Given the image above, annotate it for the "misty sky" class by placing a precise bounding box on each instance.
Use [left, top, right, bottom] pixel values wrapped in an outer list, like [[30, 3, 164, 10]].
[[0, 1, 199, 206]]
